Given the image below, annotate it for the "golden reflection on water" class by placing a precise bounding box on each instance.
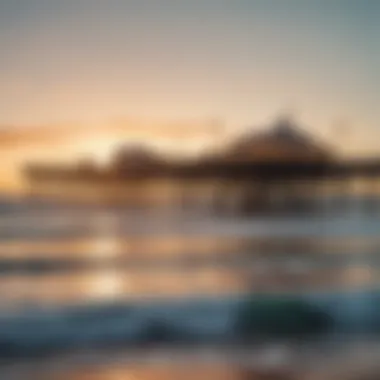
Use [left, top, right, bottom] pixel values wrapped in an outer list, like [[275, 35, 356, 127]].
[[0, 209, 379, 306], [0, 262, 377, 307], [0, 236, 247, 260], [0, 235, 379, 261]]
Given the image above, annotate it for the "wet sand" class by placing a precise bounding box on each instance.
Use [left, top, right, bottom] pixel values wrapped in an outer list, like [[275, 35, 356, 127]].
[[2, 340, 380, 380]]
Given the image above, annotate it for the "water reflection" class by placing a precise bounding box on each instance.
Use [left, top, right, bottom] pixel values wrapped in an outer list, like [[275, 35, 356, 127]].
[[0, 261, 377, 307], [0, 204, 378, 306], [0, 198, 380, 378]]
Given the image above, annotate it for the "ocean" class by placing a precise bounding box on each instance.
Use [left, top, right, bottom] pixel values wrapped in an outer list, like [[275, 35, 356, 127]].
[[0, 195, 379, 379]]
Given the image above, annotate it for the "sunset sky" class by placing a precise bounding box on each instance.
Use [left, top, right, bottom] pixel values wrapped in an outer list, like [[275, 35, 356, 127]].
[[0, 0, 380, 187]]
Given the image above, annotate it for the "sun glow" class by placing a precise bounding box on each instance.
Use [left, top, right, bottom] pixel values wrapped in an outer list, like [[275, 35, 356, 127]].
[[75, 138, 120, 166]]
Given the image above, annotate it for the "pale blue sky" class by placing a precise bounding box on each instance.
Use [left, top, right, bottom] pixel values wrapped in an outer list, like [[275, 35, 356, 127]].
[[0, 0, 379, 152]]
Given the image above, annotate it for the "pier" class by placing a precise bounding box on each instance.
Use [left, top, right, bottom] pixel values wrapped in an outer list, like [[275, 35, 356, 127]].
[[22, 118, 380, 213]]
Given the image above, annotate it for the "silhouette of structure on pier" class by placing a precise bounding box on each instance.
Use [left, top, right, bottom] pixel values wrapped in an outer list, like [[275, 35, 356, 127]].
[[23, 117, 380, 212]]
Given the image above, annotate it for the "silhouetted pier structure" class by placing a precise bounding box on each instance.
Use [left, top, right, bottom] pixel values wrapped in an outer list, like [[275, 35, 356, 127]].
[[23, 158, 380, 212], [22, 118, 380, 213]]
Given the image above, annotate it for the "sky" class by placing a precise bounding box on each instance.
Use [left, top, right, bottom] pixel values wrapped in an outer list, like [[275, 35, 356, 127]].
[[0, 0, 380, 179]]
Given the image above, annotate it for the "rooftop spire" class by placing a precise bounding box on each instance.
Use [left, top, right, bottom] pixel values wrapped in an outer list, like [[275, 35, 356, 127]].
[[273, 112, 297, 138]]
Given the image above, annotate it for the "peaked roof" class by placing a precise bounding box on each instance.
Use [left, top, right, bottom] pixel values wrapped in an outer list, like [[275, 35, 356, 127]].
[[226, 117, 332, 163]]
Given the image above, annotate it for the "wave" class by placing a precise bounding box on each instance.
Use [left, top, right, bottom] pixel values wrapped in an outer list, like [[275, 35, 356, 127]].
[[0, 291, 378, 361]]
